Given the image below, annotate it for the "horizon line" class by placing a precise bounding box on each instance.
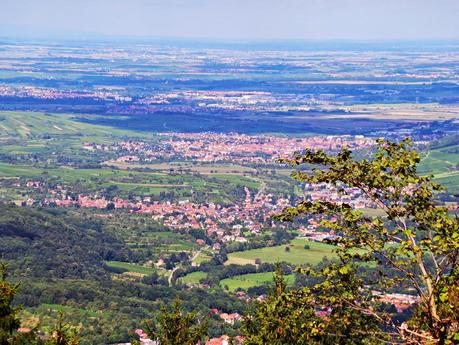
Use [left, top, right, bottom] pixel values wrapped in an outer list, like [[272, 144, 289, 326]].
[[2, 34, 459, 46]]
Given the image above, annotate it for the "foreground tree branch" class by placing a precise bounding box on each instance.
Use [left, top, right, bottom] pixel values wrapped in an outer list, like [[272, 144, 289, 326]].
[[244, 139, 459, 344]]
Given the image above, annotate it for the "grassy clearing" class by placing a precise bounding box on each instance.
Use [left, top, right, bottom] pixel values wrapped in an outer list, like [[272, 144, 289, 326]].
[[225, 238, 336, 266], [105, 261, 157, 276], [124, 231, 199, 253], [192, 252, 212, 265], [178, 271, 207, 285], [220, 272, 294, 291]]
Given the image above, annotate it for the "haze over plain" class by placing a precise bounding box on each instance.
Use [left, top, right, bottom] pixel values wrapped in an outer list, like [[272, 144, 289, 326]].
[[1, 0, 459, 41]]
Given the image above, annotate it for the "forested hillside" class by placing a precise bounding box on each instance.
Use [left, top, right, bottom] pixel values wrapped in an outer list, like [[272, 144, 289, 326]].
[[0, 205, 125, 279], [0, 205, 244, 344]]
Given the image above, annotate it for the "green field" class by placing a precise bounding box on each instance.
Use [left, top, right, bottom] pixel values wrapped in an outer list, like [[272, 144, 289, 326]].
[[0, 160, 259, 200], [192, 252, 212, 265], [105, 161, 262, 190], [225, 238, 336, 266], [419, 139, 459, 194], [419, 147, 459, 175], [220, 272, 294, 291], [105, 261, 158, 276], [122, 231, 199, 255], [0, 111, 148, 140], [0, 163, 163, 189], [178, 271, 208, 285], [431, 171, 459, 194]]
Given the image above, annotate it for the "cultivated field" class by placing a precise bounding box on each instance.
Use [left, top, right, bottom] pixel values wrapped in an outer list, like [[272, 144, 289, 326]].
[[0, 111, 149, 140], [105, 161, 258, 175], [225, 238, 337, 266], [220, 272, 294, 291]]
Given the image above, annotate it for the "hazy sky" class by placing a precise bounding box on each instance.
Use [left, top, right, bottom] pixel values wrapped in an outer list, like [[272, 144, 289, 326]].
[[1, 0, 459, 41]]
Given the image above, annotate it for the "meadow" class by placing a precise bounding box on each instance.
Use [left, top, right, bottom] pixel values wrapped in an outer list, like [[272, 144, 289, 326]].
[[178, 271, 208, 285], [220, 272, 295, 291], [105, 261, 159, 276], [225, 238, 337, 266]]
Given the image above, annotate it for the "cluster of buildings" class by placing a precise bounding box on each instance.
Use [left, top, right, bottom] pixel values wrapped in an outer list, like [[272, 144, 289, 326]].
[[305, 182, 377, 209], [138, 90, 317, 113], [206, 335, 244, 345], [1, 42, 458, 120], [130, 330, 243, 345], [210, 309, 244, 325], [372, 291, 419, 312], [38, 187, 290, 244], [0, 84, 131, 102], [85, 133, 373, 164], [132, 329, 156, 345], [6, 175, 378, 246]]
